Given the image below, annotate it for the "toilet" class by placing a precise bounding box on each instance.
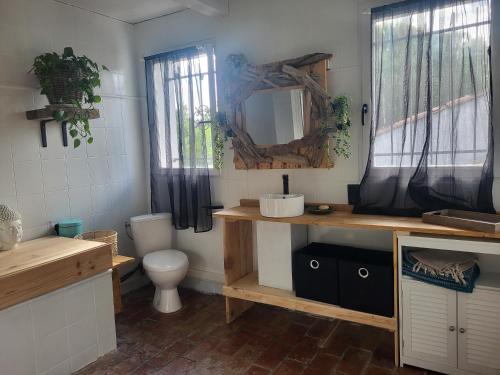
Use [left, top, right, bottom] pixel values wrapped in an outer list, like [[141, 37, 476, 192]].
[[130, 213, 189, 313]]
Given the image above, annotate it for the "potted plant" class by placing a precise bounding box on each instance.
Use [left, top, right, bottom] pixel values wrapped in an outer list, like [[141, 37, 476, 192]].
[[31, 47, 108, 147]]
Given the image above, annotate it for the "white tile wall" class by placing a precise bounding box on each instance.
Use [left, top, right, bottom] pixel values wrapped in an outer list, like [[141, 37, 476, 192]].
[[0, 0, 148, 262], [132, 0, 497, 282], [132, 0, 371, 279], [0, 272, 116, 375]]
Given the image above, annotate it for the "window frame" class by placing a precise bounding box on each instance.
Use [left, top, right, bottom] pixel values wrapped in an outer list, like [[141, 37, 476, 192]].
[[147, 42, 220, 174], [359, 0, 492, 173]]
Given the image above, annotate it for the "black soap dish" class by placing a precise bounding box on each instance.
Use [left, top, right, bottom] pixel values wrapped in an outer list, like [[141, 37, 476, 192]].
[[307, 205, 334, 215]]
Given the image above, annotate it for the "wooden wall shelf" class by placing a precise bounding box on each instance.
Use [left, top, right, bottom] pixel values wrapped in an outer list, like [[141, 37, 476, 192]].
[[25, 107, 100, 147]]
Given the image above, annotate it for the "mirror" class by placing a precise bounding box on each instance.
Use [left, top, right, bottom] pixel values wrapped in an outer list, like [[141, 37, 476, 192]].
[[223, 52, 333, 169], [244, 88, 305, 145]]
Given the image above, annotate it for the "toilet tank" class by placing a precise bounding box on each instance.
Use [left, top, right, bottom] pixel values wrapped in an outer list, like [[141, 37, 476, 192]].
[[130, 213, 172, 258]]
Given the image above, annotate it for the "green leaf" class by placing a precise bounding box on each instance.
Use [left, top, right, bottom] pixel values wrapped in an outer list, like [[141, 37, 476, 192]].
[[87, 137, 94, 144], [69, 129, 78, 138], [73, 138, 81, 148], [53, 110, 65, 121], [93, 95, 101, 103]]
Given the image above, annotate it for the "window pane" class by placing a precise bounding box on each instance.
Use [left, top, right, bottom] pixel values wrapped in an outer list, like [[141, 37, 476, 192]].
[[372, 1, 490, 168], [152, 47, 216, 169]]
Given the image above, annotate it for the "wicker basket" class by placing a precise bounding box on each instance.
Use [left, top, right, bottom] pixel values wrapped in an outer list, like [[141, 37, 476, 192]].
[[75, 230, 118, 257], [44, 69, 83, 105]]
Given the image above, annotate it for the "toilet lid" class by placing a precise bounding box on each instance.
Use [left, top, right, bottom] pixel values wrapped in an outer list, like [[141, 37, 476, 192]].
[[143, 250, 188, 272]]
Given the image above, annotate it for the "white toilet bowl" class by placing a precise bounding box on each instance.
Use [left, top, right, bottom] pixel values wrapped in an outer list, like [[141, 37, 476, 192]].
[[130, 213, 189, 314], [143, 250, 189, 313]]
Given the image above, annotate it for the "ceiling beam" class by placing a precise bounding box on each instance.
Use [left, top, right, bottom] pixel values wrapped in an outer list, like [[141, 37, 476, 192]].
[[173, 0, 228, 16]]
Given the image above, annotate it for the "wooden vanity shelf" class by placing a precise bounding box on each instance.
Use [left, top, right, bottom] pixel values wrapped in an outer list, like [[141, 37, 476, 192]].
[[26, 107, 100, 147], [224, 272, 396, 330], [214, 200, 500, 366]]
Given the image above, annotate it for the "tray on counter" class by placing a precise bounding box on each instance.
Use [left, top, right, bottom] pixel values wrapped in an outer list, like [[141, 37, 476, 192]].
[[422, 209, 500, 233]]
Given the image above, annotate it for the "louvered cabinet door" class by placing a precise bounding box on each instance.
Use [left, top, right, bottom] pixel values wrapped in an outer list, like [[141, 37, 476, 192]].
[[402, 279, 458, 367], [458, 289, 500, 375]]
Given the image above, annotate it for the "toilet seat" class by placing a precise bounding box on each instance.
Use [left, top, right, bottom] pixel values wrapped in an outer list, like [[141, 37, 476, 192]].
[[143, 250, 188, 272]]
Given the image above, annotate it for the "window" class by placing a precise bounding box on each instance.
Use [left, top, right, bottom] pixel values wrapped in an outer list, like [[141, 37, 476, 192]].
[[371, 0, 491, 168], [148, 45, 217, 169]]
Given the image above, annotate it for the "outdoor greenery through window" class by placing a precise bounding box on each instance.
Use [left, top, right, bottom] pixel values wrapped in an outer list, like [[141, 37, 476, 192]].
[[151, 46, 217, 169], [371, 0, 491, 168]]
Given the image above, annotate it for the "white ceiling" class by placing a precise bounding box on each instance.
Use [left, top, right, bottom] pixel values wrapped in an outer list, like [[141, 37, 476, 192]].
[[59, 0, 190, 24]]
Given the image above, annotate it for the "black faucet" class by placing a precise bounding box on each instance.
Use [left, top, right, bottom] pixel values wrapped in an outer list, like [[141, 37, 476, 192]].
[[282, 174, 289, 195]]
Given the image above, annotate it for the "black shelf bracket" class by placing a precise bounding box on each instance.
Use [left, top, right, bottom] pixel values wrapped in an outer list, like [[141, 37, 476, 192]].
[[39, 119, 69, 148]]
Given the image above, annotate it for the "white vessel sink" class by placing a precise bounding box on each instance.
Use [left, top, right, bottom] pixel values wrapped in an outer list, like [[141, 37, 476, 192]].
[[259, 193, 305, 218]]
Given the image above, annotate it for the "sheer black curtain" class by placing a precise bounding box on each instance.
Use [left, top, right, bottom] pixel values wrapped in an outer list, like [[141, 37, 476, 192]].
[[145, 46, 215, 232], [355, 0, 494, 216]]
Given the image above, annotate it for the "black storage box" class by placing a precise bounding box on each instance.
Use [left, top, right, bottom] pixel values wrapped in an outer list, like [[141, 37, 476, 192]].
[[293, 242, 393, 317], [293, 243, 346, 305], [338, 248, 393, 317]]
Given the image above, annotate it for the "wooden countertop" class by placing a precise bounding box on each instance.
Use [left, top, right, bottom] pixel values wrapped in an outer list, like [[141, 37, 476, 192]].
[[0, 236, 113, 311], [214, 205, 500, 239]]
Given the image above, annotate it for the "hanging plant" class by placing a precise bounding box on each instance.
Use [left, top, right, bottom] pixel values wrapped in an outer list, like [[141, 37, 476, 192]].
[[329, 95, 352, 159], [194, 106, 229, 170], [212, 112, 232, 170], [31, 47, 108, 147]]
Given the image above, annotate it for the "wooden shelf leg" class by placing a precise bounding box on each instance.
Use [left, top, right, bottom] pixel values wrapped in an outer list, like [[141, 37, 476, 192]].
[[224, 219, 254, 323], [393, 232, 400, 367], [225, 297, 254, 324]]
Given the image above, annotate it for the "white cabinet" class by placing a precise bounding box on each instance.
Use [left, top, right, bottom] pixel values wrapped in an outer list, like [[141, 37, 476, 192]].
[[458, 288, 500, 375], [402, 279, 457, 367], [402, 277, 500, 375]]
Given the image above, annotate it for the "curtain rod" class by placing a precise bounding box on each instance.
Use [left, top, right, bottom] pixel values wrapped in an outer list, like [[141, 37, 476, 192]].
[[143, 39, 215, 62], [371, 0, 481, 15], [144, 46, 200, 62]]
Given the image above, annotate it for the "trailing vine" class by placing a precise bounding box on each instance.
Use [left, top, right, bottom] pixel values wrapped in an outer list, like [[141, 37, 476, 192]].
[[329, 95, 352, 159], [212, 112, 229, 170]]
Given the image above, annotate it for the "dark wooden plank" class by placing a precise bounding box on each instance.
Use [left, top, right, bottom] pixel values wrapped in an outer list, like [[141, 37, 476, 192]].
[[26, 107, 100, 120]]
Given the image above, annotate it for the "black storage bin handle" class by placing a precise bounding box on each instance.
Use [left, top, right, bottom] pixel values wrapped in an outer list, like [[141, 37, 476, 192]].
[[309, 259, 320, 270], [358, 267, 369, 279]]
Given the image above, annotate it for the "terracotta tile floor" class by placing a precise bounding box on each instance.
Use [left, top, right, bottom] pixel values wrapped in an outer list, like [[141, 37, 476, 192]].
[[76, 285, 441, 375]]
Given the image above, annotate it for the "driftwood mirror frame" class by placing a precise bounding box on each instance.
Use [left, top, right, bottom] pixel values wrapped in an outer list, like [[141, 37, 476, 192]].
[[223, 53, 334, 170], [226, 53, 333, 169]]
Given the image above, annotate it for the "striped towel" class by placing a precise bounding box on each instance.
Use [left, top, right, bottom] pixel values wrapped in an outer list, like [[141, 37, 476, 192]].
[[403, 251, 480, 293]]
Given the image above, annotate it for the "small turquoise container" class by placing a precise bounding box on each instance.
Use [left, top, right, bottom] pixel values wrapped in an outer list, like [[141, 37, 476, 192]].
[[55, 219, 84, 238]]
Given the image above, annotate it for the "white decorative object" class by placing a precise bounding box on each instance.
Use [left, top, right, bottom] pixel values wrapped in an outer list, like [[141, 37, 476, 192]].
[[259, 193, 304, 218], [0, 204, 23, 250], [257, 221, 307, 290]]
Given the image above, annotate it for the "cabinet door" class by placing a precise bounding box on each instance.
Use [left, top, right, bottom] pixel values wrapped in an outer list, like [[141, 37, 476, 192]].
[[458, 289, 500, 375], [402, 279, 457, 367]]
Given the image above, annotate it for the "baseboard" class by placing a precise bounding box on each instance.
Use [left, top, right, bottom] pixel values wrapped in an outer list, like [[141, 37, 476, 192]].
[[181, 268, 224, 295], [120, 268, 224, 295], [120, 273, 150, 295]]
